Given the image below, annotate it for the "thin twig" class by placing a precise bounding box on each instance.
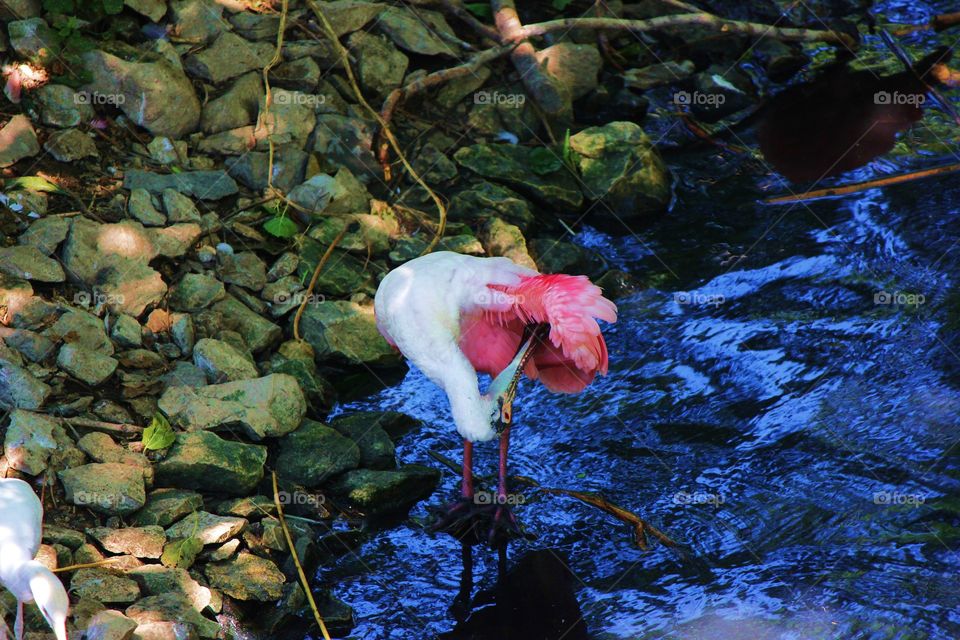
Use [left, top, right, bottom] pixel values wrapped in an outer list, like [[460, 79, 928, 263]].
[[765, 162, 960, 204], [60, 417, 144, 435], [292, 223, 350, 342], [308, 0, 447, 254], [52, 558, 122, 573], [272, 472, 332, 640]]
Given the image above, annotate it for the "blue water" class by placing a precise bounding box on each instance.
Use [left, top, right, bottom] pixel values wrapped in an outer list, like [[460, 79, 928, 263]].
[[322, 2, 960, 638]]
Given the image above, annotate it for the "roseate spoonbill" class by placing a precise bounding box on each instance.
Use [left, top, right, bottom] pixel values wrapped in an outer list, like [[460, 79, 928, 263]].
[[0, 478, 69, 640], [374, 252, 616, 544]]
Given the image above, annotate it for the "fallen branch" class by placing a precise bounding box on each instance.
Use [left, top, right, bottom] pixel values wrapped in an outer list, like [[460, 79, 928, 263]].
[[765, 162, 960, 204], [60, 417, 144, 435], [516, 14, 858, 49], [272, 472, 332, 640]]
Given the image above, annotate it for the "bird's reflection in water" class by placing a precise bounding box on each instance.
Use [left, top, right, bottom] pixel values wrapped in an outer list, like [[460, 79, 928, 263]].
[[439, 546, 590, 640], [757, 48, 951, 183]]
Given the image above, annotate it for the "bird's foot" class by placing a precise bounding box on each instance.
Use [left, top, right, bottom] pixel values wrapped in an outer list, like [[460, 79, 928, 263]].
[[428, 497, 533, 547]]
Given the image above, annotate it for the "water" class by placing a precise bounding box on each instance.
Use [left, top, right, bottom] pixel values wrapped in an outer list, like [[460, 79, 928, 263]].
[[322, 5, 960, 638]]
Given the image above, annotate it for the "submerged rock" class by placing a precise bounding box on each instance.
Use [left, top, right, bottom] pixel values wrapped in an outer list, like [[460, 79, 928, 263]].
[[330, 415, 396, 470], [328, 465, 440, 515]]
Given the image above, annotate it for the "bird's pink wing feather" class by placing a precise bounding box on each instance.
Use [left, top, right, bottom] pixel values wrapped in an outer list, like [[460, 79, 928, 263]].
[[459, 273, 617, 393]]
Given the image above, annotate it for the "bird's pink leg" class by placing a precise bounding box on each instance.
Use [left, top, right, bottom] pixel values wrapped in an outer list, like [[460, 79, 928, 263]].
[[461, 440, 474, 499], [497, 427, 510, 502]]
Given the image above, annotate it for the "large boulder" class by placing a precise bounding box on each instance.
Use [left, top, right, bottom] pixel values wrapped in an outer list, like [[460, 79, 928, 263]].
[[297, 300, 398, 366], [155, 431, 266, 495]]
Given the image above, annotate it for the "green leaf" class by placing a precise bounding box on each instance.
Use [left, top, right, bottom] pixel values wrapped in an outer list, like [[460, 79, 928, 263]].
[[263, 215, 300, 239], [161, 536, 203, 569], [464, 3, 492, 19], [528, 147, 563, 175], [4, 176, 67, 194], [142, 412, 176, 451], [552, 0, 575, 9], [102, 0, 124, 14]]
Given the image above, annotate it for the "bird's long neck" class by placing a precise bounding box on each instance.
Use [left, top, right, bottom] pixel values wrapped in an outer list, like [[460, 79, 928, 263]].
[[1, 556, 40, 601]]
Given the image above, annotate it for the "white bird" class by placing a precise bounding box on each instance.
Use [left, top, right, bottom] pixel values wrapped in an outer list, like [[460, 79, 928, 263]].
[[374, 252, 616, 543], [0, 478, 69, 640]]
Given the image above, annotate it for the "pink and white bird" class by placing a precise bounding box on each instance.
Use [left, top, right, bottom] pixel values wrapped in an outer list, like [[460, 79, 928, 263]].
[[0, 478, 69, 640], [374, 251, 616, 540]]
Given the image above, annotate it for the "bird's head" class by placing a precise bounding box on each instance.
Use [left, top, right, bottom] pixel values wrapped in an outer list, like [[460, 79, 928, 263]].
[[25, 561, 69, 640]]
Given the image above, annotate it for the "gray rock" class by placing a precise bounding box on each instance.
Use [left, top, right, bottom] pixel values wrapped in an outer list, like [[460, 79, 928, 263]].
[[147, 136, 187, 165], [275, 420, 360, 487], [155, 430, 266, 495], [83, 609, 138, 640], [210, 296, 281, 352], [129, 565, 212, 613], [0, 327, 54, 362], [0, 0, 41, 19], [328, 465, 440, 514], [218, 251, 266, 291], [169, 273, 225, 312], [87, 526, 166, 559], [378, 6, 457, 56], [347, 31, 408, 98], [158, 373, 305, 440], [0, 114, 40, 167], [3, 409, 59, 475], [76, 432, 152, 483], [125, 592, 220, 638], [454, 143, 583, 210], [8, 17, 57, 64], [269, 56, 320, 92], [170, 312, 195, 356], [196, 125, 256, 155], [204, 552, 284, 601], [298, 300, 398, 366], [132, 488, 204, 527], [161, 361, 208, 391], [200, 71, 263, 134], [333, 410, 422, 441], [125, 0, 166, 21], [35, 83, 94, 128], [59, 462, 147, 515], [151, 223, 202, 258], [0, 245, 64, 282], [123, 170, 239, 200], [111, 314, 142, 348], [44, 127, 98, 162], [18, 216, 70, 255], [165, 510, 246, 545], [81, 50, 200, 139], [225, 145, 308, 192], [192, 338, 257, 383], [169, 0, 227, 43], [0, 359, 51, 409], [253, 89, 316, 149], [534, 42, 601, 101], [57, 343, 118, 385], [288, 168, 371, 216], [267, 253, 298, 281], [312, 114, 379, 177], [46, 309, 113, 355], [161, 189, 201, 223], [185, 32, 272, 84], [449, 181, 535, 230], [215, 495, 275, 519], [71, 568, 140, 604], [330, 415, 396, 470], [569, 121, 671, 218], [128, 188, 166, 226], [97, 260, 167, 318]]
